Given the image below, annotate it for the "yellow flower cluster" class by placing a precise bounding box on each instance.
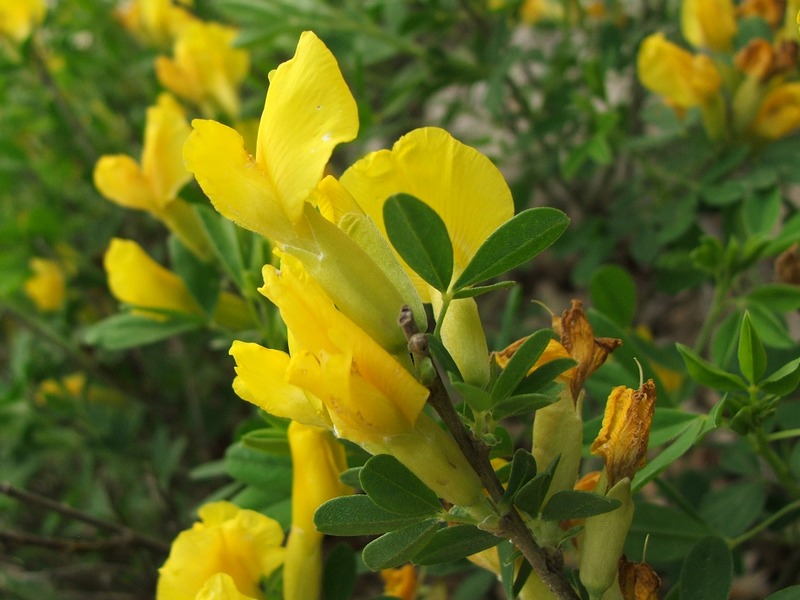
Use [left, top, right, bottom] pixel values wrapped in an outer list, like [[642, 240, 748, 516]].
[[638, 0, 800, 141], [0, 0, 46, 45]]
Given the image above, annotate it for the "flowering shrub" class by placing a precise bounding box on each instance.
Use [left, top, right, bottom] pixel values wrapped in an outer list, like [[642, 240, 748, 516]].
[[2, 2, 800, 599]]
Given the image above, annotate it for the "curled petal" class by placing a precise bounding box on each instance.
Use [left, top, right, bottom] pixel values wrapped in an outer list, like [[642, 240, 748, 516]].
[[94, 154, 157, 212]]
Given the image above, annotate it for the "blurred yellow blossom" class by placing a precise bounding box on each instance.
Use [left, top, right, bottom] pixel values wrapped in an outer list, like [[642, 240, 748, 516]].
[[24, 257, 66, 312], [380, 564, 418, 600], [116, 0, 197, 46], [94, 93, 210, 259], [156, 501, 284, 600], [737, 0, 785, 28], [104, 238, 251, 330], [0, 0, 46, 44], [35, 373, 126, 407], [681, 0, 736, 52], [156, 21, 249, 118], [284, 422, 349, 600], [637, 33, 722, 110], [194, 574, 256, 600], [749, 82, 800, 138]]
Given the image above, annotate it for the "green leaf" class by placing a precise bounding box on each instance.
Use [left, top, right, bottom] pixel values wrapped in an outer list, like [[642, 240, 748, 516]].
[[540, 490, 621, 521], [515, 358, 577, 395], [453, 280, 516, 299], [224, 442, 292, 492], [747, 284, 800, 312], [632, 419, 704, 492], [513, 456, 560, 516], [169, 235, 221, 316], [383, 193, 454, 291], [627, 502, 713, 564], [240, 428, 290, 455], [738, 312, 767, 384], [196, 204, 246, 289], [452, 381, 493, 413], [427, 333, 463, 382], [360, 455, 442, 516], [82, 313, 204, 350], [748, 301, 794, 348], [453, 208, 569, 289], [761, 357, 800, 397], [314, 495, 423, 536], [492, 392, 556, 420], [589, 265, 636, 327], [362, 518, 440, 570], [413, 524, 500, 565], [766, 586, 800, 600], [676, 344, 747, 392], [500, 449, 538, 508], [497, 540, 517, 600], [698, 480, 766, 538], [679, 537, 733, 600], [322, 543, 357, 600], [492, 329, 553, 402], [339, 467, 363, 489]]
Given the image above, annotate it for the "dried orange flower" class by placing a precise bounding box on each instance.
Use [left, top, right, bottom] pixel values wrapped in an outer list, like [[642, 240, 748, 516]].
[[618, 555, 661, 600], [380, 564, 417, 600]]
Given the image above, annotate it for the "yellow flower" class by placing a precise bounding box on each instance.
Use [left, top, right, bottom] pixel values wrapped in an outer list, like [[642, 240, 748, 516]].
[[116, 0, 197, 46], [738, 0, 786, 29], [24, 257, 65, 312], [229, 257, 486, 510], [94, 93, 210, 259], [734, 38, 776, 80], [284, 422, 349, 600], [591, 380, 656, 488], [194, 574, 257, 600], [156, 21, 249, 118], [749, 82, 800, 138], [380, 564, 418, 600], [681, 0, 736, 52], [185, 31, 421, 353], [0, 0, 46, 44], [35, 373, 126, 407], [104, 238, 251, 329], [637, 33, 722, 110], [618, 556, 661, 600], [157, 501, 284, 600], [340, 126, 515, 384]]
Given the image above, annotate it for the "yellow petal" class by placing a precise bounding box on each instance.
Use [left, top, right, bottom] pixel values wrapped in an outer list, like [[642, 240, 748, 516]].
[[0, 0, 46, 43], [24, 258, 65, 312], [340, 127, 514, 291], [284, 422, 348, 600], [194, 574, 257, 600], [637, 33, 722, 108], [94, 154, 158, 212], [141, 93, 192, 205], [750, 82, 800, 139], [681, 0, 736, 52], [229, 340, 330, 429], [103, 238, 201, 315], [183, 119, 296, 243], [157, 501, 284, 600], [256, 31, 359, 224]]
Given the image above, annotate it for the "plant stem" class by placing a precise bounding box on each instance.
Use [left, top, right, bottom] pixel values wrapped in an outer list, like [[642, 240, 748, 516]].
[[729, 499, 800, 548], [425, 355, 579, 600], [767, 428, 800, 442], [693, 279, 729, 355], [0, 482, 169, 554], [750, 429, 800, 498]]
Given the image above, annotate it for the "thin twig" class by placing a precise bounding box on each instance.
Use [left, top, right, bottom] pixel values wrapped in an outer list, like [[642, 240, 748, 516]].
[[0, 482, 169, 554], [0, 529, 134, 553]]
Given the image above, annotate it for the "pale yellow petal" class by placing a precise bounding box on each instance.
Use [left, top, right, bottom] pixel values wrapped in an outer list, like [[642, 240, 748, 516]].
[[229, 340, 330, 428], [194, 574, 257, 600], [94, 154, 158, 212], [183, 119, 296, 243], [256, 30, 358, 223]]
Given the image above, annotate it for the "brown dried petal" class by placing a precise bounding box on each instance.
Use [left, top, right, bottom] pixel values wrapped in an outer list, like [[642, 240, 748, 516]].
[[618, 555, 661, 600]]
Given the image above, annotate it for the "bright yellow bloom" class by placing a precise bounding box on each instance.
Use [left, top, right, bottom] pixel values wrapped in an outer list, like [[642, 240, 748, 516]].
[[194, 574, 257, 600], [340, 126, 515, 383], [380, 564, 418, 600], [284, 422, 348, 600], [591, 380, 656, 488], [94, 94, 210, 259], [157, 501, 284, 600], [116, 0, 197, 46], [104, 238, 251, 329], [0, 0, 46, 44], [637, 33, 722, 110], [185, 31, 421, 353], [156, 21, 249, 118], [681, 0, 736, 52], [230, 257, 486, 510], [749, 82, 800, 138], [24, 258, 65, 312]]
